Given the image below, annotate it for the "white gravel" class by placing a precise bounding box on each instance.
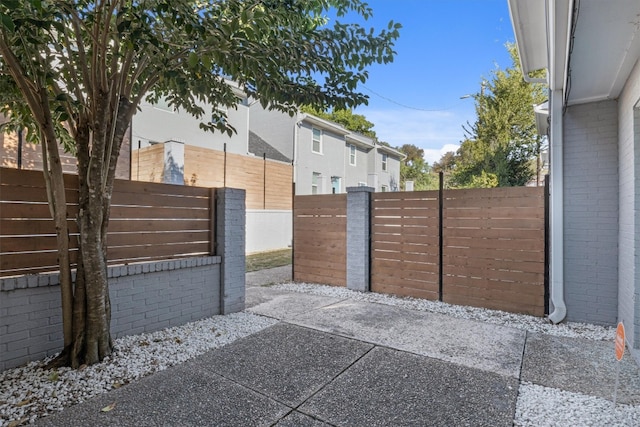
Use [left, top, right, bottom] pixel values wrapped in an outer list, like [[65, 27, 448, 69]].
[[0, 312, 277, 426], [0, 282, 632, 426], [272, 282, 616, 341], [515, 382, 640, 427]]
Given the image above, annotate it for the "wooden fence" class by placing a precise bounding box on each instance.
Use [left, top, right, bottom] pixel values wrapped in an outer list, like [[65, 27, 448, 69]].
[[0, 167, 213, 276], [293, 185, 547, 316], [293, 194, 347, 286], [371, 191, 440, 300], [132, 144, 292, 210], [442, 188, 545, 314]]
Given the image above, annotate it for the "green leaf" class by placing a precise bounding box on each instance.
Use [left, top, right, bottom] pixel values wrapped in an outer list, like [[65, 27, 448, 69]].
[[0, 13, 15, 32], [187, 52, 198, 68]]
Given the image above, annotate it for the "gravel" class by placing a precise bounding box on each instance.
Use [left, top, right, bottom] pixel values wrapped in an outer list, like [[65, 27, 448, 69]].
[[0, 312, 277, 426], [272, 283, 616, 341], [0, 282, 630, 426], [515, 382, 640, 427]]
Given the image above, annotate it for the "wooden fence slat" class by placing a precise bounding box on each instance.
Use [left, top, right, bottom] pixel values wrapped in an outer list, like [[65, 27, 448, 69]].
[[107, 219, 210, 233], [0, 167, 218, 276]]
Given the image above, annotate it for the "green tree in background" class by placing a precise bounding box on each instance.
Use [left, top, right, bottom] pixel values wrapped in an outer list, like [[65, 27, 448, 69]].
[[300, 106, 377, 138], [448, 43, 546, 188], [398, 143, 436, 190], [0, 0, 399, 367]]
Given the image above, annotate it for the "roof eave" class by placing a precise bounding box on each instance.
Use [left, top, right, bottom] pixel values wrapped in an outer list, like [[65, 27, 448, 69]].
[[508, 0, 549, 78]]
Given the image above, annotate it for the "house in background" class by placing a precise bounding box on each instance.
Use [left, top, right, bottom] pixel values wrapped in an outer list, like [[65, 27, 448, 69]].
[[131, 82, 251, 185], [249, 104, 403, 195], [0, 115, 131, 179], [130, 90, 293, 254], [508, 0, 640, 361]]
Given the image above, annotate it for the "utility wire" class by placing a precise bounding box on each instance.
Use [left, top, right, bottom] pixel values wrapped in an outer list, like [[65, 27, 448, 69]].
[[361, 84, 466, 112]]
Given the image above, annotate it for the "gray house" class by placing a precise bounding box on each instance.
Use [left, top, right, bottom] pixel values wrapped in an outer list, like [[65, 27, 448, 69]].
[[249, 104, 403, 195], [132, 83, 250, 157], [508, 0, 640, 361]]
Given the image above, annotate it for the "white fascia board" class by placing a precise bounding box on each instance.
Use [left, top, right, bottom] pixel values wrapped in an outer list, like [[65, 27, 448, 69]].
[[345, 133, 375, 149], [508, 0, 549, 77], [300, 114, 350, 136], [376, 144, 405, 159]]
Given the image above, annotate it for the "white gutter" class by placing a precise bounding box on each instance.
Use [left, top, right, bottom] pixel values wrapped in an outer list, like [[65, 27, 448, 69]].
[[523, 75, 547, 84], [547, 88, 566, 324], [546, 0, 573, 324]]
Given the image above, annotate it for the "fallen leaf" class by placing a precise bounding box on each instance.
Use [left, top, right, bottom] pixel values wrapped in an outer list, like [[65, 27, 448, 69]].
[[48, 371, 59, 382], [139, 340, 150, 347], [15, 398, 32, 407], [8, 417, 29, 427], [101, 402, 116, 412], [174, 337, 182, 344], [112, 382, 122, 389]]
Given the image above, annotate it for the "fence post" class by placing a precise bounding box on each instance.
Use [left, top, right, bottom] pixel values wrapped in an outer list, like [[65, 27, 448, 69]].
[[439, 171, 444, 302], [216, 187, 246, 314], [347, 186, 374, 292]]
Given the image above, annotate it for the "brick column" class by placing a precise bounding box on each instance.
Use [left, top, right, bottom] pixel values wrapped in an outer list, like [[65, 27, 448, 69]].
[[347, 186, 374, 292], [216, 188, 246, 314]]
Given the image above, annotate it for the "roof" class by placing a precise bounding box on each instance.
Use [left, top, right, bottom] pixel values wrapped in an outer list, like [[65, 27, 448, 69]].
[[248, 131, 291, 163], [345, 132, 375, 149], [299, 113, 350, 136], [508, 0, 640, 104], [376, 143, 405, 159]]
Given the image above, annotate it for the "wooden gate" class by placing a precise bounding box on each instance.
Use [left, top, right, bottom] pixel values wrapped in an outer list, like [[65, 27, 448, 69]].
[[371, 191, 440, 300], [293, 194, 347, 286]]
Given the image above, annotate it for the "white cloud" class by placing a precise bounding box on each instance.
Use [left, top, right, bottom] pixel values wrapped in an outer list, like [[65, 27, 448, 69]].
[[361, 109, 467, 164], [423, 144, 460, 165]]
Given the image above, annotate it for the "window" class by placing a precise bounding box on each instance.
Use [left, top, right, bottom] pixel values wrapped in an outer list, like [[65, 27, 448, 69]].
[[152, 98, 175, 113], [381, 185, 388, 192], [312, 172, 321, 194], [331, 176, 341, 194], [382, 153, 388, 171], [210, 105, 228, 126], [312, 128, 322, 153], [348, 144, 356, 166]]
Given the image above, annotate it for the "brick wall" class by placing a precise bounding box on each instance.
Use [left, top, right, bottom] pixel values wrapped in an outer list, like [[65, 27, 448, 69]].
[[1, 183, 247, 372], [563, 100, 619, 325], [617, 58, 640, 355], [0, 257, 221, 372]]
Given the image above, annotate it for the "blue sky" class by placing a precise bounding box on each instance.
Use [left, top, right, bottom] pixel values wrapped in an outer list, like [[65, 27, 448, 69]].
[[343, 0, 516, 164]]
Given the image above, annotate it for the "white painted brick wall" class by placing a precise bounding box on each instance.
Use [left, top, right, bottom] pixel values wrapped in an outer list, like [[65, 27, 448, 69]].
[[618, 58, 640, 358], [346, 186, 374, 292], [1, 256, 221, 372], [563, 100, 619, 325]]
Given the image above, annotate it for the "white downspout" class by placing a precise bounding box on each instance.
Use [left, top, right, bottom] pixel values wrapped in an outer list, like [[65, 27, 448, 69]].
[[548, 87, 566, 323]]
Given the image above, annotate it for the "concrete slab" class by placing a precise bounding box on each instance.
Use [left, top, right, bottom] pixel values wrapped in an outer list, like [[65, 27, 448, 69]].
[[288, 299, 526, 377], [196, 323, 373, 407], [246, 265, 292, 288], [522, 333, 640, 404], [36, 361, 288, 427], [245, 286, 292, 309], [247, 292, 346, 321], [300, 346, 519, 427], [275, 411, 332, 426]]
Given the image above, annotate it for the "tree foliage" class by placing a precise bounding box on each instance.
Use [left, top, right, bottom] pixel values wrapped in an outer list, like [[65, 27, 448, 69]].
[[300, 105, 377, 138], [398, 143, 435, 190], [0, 0, 400, 367], [445, 43, 546, 188]]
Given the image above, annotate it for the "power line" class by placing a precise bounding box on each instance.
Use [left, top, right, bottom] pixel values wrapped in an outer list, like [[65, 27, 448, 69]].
[[361, 84, 465, 112]]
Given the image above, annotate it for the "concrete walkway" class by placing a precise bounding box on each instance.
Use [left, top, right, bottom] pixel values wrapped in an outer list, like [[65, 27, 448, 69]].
[[36, 268, 640, 426]]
